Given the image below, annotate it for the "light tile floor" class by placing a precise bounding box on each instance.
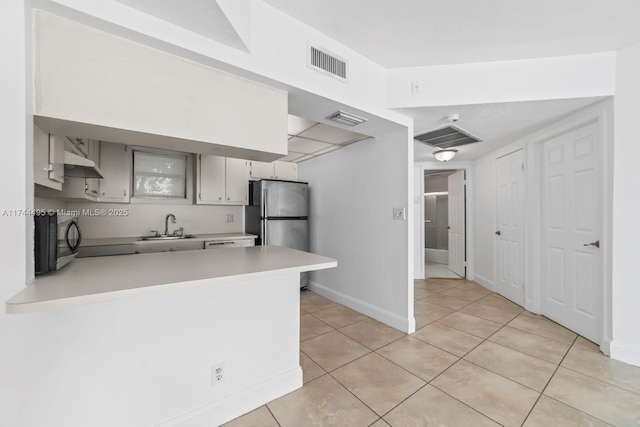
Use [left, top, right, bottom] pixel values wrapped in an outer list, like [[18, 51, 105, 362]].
[[224, 278, 640, 427], [425, 261, 461, 279]]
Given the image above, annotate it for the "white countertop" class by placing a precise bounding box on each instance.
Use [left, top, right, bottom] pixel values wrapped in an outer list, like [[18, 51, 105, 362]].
[[80, 233, 257, 247], [6, 246, 336, 314]]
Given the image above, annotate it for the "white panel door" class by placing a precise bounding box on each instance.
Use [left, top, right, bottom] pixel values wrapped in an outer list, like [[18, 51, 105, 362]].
[[496, 149, 525, 306], [448, 170, 465, 277], [542, 123, 601, 343]]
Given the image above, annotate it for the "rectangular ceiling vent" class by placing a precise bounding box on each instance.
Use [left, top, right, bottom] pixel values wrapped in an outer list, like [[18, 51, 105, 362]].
[[308, 45, 348, 82], [414, 125, 482, 149]]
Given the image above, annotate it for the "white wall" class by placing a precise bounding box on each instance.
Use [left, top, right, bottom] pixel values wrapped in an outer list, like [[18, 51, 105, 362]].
[[34, 10, 288, 161], [299, 130, 415, 333], [1, 2, 34, 426], [424, 175, 448, 193], [611, 42, 640, 366], [388, 52, 616, 108], [7, 272, 301, 427], [413, 165, 424, 279], [40, 0, 410, 130], [63, 201, 243, 239]]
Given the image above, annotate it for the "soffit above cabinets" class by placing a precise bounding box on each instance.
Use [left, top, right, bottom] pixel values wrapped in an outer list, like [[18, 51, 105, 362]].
[[286, 114, 369, 163]]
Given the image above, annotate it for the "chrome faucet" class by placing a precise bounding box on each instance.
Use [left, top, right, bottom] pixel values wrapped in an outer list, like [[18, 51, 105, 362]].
[[164, 213, 176, 236]]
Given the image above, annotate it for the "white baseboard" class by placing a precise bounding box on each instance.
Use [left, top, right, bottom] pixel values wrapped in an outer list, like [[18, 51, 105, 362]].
[[309, 281, 414, 333], [159, 367, 302, 427], [473, 273, 495, 292], [610, 341, 640, 368]]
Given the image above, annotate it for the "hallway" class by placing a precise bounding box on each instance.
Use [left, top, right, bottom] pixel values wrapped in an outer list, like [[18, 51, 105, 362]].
[[225, 279, 640, 426]]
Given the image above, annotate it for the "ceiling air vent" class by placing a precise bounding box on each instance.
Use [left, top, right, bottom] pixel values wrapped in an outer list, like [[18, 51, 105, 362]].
[[414, 125, 482, 149], [326, 110, 367, 127], [308, 45, 348, 81]]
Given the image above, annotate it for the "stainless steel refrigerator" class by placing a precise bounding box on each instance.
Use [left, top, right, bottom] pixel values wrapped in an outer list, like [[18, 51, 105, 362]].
[[245, 179, 310, 288]]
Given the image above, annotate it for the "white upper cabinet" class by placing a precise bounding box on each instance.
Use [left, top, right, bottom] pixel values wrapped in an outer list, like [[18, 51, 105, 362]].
[[225, 158, 250, 204], [198, 155, 225, 204], [85, 140, 100, 197], [33, 11, 287, 161], [273, 161, 298, 181], [33, 125, 62, 190], [250, 161, 276, 180], [197, 155, 250, 205], [98, 142, 131, 203], [250, 161, 298, 181]]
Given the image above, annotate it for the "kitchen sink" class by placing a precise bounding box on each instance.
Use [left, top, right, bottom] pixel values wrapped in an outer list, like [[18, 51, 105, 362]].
[[138, 234, 197, 241]]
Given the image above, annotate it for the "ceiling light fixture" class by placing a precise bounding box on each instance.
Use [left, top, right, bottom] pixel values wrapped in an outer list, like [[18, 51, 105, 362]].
[[433, 149, 458, 162], [326, 110, 367, 127]]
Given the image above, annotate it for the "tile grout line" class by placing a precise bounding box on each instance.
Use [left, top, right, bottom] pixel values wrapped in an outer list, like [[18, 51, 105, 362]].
[[299, 285, 627, 427], [519, 334, 579, 426], [264, 404, 282, 427], [557, 351, 640, 397]]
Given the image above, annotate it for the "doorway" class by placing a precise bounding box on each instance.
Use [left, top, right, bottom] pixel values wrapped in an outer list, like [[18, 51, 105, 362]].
[[539, 122, 603, 343], [424, 169, 465, 279], [523, 101, 612, 352], [495, 149, 525, 306]]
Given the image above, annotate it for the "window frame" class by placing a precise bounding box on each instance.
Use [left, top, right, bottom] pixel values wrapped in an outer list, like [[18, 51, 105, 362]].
[[130, 146, 194, 205]]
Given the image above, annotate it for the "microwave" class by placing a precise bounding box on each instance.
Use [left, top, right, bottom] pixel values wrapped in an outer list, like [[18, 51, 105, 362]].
[[34, 212, 82, 275]]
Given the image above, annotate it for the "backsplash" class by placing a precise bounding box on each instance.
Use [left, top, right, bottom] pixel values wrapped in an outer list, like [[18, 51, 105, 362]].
[[36, 198, 244, 239]]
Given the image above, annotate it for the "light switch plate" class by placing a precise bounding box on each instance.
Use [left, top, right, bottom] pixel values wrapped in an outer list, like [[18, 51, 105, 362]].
[[393, 207, 406, 221], [225, 214, 234, 223]]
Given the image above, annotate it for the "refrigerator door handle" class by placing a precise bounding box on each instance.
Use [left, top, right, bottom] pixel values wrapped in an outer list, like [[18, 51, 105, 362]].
[[263, 189, 268, 244]]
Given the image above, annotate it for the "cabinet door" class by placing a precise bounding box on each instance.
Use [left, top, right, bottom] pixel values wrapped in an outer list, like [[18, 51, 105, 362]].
[[225, 158, 250, 204], [273, 161, 297, 181], [198, 154, 225, 204], [33, 125, 62, 190], [250, 161, 274, 180], [48, 134, 66, 184], [98, 142, 131, 203], [85, 139, 100, 197]]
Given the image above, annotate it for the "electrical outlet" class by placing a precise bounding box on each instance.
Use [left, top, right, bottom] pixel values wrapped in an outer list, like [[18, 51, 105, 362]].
[[393, 207, 406, 221], [225, 214, 234, 223], [411, 80, 420, 94], [211, 362, 225, 385]]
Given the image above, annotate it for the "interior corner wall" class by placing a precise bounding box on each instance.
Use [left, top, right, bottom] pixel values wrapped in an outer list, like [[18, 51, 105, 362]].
[[413, 164, 424, 279], [473, 154, 496, 290], [611, 42, 640, 367], [0, 2, 33, 426], [298, 130, 412, 332]]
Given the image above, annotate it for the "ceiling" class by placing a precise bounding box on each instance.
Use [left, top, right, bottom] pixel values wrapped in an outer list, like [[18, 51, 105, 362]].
[[114, 0, 248, 50], [408, 97, 605, 162], [264, 0, 640, 68], [108, 1, 640, 162], [283, 115, 369, 163]]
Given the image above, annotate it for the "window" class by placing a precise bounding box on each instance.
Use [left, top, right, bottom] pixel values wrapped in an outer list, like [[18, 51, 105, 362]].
[[132, 149, 189, 199]]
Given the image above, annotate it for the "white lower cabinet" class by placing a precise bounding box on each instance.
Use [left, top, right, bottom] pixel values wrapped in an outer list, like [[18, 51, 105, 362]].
[[197, 155, 250, 205], [135, 240, 204, 254], [98, 142, 131, 203], [250, 160, 297, 181]]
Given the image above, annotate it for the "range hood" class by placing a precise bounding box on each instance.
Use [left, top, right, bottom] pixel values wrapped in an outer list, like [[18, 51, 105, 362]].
[[63, 151, 104, 179]]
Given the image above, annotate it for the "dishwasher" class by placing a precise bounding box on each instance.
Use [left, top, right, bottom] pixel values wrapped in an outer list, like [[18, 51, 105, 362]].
[[204, 238, 255, 250]]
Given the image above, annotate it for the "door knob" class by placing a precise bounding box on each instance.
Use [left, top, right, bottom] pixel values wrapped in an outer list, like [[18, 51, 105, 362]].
[[447, 226, 451, 229], [495, 230, 501, 236], [583, 240, 600, 248]]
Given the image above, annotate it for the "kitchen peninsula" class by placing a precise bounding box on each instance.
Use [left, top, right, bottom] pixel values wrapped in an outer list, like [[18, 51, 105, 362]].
[[6, 246, 336, 426], [7, 246, 336, 313]]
